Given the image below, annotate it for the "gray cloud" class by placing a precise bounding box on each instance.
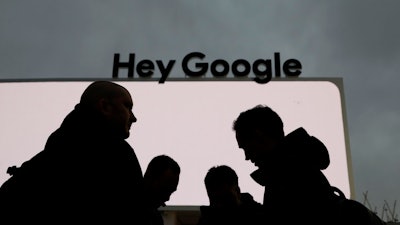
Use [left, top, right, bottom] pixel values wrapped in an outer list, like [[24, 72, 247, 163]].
[[1, 0, 399, 214]]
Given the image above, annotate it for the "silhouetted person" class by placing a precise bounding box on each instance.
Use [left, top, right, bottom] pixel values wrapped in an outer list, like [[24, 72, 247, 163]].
[[232, 104, 386, 225], [143, 155, 180, 225], [197, 165, 265, 225], [0, 81, 147, 224]]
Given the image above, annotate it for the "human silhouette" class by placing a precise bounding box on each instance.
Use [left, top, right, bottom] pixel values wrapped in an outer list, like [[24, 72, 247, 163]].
[[0, 81, 147, 224], [232, 104, 386, 225], [143, 155, 180, 225], [197, 165, 265, 225]]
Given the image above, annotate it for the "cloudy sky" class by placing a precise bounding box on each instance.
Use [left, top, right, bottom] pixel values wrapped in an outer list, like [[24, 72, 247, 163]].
[[1, 0, 399, 216]]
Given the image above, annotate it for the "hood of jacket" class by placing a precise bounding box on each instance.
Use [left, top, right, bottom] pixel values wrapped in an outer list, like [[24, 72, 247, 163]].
[[250, 127, 330, 187]]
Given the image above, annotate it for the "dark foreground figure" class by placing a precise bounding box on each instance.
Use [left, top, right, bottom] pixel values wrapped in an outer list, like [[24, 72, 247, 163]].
[[0, 81, 147, 224], [233, 104, 386, 225], [197, 165, 266, 225], [143, 155, 180, 225]]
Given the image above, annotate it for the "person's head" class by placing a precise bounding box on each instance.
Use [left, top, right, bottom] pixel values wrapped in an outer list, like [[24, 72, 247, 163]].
[[204, 165, 241, 208], [144, 155, 180, 208], [80, 80, 137, 139], [233, 105, 284, 168]]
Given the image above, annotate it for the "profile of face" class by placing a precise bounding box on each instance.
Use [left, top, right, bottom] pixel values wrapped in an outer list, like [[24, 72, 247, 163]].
[[150, 168, 180, 208], [208, 184, 241, 208], [235, 130, 278, 169], [104, 88, 137, 139]]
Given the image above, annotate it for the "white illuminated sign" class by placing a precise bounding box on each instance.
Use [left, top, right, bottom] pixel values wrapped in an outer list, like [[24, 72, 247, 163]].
[[0, 79, 352, 206]]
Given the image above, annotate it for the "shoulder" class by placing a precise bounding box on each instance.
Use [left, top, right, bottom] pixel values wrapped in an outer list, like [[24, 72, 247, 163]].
[[333, 199, 386, 225], [241, 192, 262, 207]]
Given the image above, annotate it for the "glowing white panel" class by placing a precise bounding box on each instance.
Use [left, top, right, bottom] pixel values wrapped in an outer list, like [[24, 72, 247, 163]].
[[0, 79, 352, 206]]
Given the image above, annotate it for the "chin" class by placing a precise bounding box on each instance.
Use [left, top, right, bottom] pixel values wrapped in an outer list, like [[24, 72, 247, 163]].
[[121, 131, 130, 139]]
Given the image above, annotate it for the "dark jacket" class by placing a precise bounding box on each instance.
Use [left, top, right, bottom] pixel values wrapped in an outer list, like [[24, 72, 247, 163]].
[[142, 192, 165, 225], [251, 127, 332, 206], [147, 207, 164, 225], [0, 104, 146, 224], [197, 192, 266, 225], [251, 127, 386, 225]]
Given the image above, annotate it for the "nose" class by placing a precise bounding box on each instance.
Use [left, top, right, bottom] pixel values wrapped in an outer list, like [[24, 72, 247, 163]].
[[130, 111, 137, 123]]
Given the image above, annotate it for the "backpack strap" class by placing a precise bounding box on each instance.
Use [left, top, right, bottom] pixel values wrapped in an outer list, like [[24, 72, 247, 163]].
[[329, 186, 387, 225], [331, 186, 346, 199]]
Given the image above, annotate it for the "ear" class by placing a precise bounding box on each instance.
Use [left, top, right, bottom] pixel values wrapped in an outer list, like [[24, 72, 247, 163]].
[[97, 98, 113, 116], [234, 185, 241, 199], [254, 129, 267, 139], [235, 186, 242, 204]]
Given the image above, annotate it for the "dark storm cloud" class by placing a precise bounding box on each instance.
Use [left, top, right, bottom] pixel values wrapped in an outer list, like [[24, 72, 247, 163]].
[[295, 0, 400, 208]]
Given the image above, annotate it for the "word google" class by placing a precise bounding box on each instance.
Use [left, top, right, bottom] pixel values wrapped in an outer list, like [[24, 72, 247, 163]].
[[112, 52, 302, 84]]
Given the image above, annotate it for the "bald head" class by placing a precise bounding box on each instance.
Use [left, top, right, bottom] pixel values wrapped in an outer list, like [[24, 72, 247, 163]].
[[79, 81, 137, 139], [80, 81, 128, 108]]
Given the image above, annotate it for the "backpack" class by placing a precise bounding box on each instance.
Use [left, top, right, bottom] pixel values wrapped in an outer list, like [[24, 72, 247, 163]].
[[0, 164, 29, 200], [0, 153, 46, 207], [330, 186, 387, 225]]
